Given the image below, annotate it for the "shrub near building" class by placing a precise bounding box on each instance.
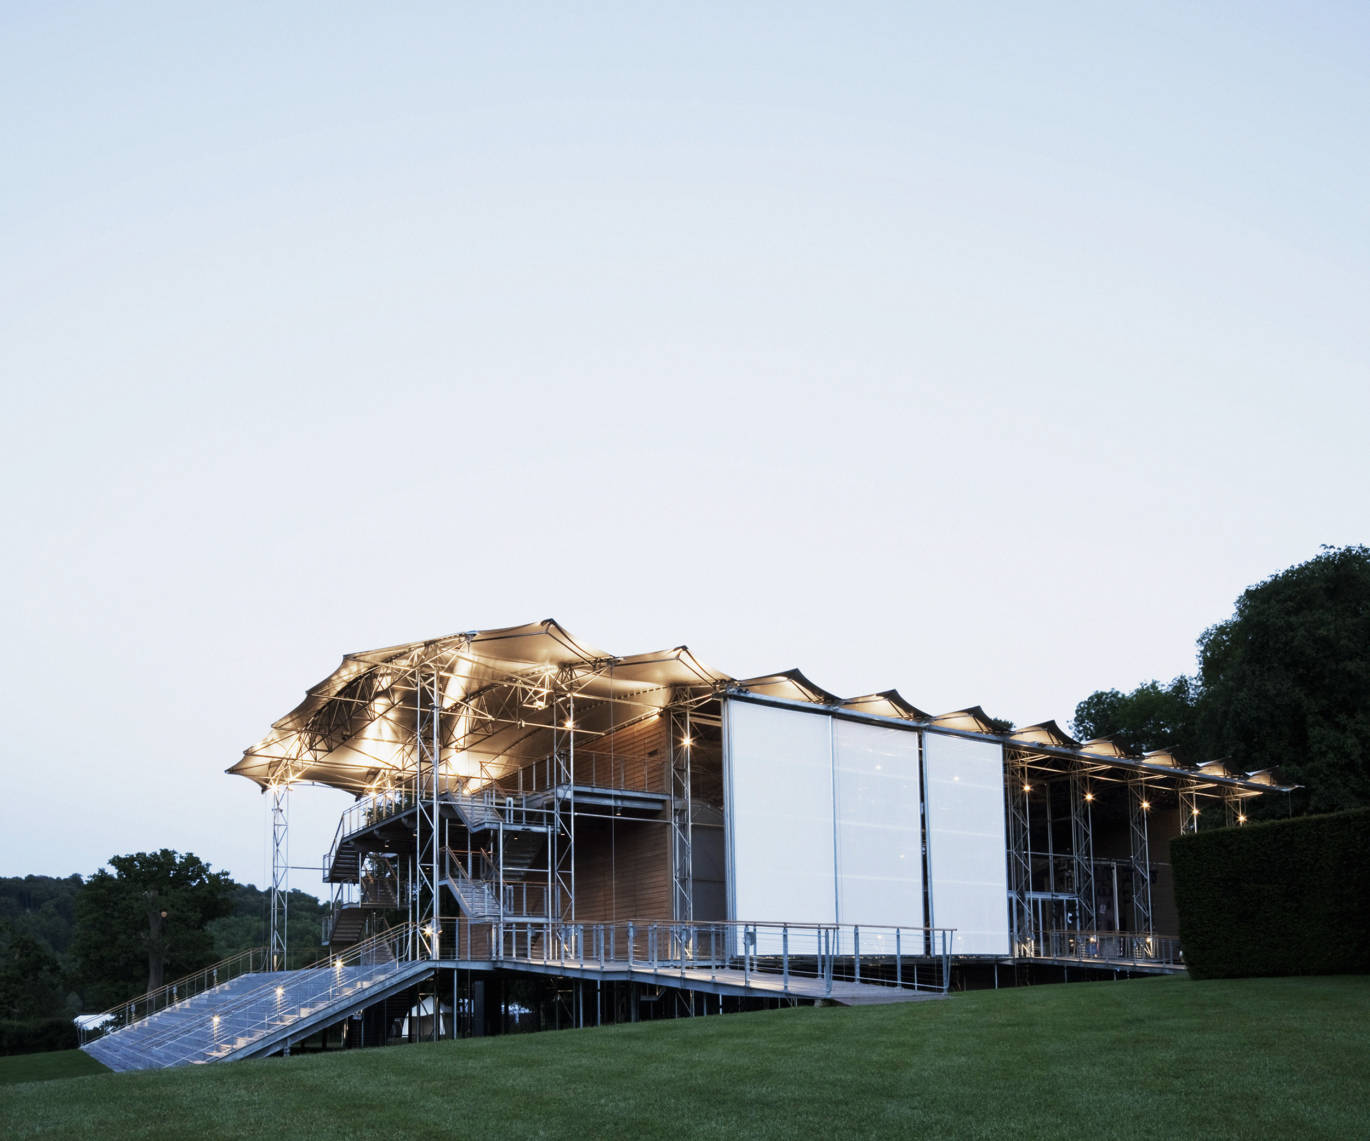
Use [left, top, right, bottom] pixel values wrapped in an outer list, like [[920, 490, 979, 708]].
[[1172, 807, 1370, 978]]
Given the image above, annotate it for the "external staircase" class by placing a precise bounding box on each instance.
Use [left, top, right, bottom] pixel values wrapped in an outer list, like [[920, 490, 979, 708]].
[[81, 926, 431, 1071]]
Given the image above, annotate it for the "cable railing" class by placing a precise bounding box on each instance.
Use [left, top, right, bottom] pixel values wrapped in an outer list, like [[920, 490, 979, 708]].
[[79, 945, 272, 1045]]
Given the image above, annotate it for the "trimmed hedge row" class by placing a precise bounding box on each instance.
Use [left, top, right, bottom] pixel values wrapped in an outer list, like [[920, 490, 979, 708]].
[[1171, 806, 1370, 979], [0, 1017, 79, 1056]]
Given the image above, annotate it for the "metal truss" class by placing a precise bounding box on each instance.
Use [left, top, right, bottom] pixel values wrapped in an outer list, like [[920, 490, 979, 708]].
[[414, 668, 441, 960], [269, 783, 288, 969], [1224, 787, 1248, 827], [1127, 776, 1153, 936], [1006, 754, 1033, 955], [1178, 783, 1201, 835], [670, 702, 693, 926], [1068, 763, 1096, 932], [550, 689, 576, 927]]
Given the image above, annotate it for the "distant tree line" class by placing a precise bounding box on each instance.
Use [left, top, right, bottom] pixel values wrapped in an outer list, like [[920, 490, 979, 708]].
[[1071, 545, 1370, 816], [0, 853, 327, 1021]]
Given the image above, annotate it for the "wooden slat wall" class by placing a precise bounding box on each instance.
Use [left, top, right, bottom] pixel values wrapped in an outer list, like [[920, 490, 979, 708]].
[[500, 715, 670, 795], [575, 716, 669, 793], [573, 819, 674, 923]]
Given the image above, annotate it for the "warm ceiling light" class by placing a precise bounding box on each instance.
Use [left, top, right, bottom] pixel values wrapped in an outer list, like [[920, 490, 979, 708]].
[[681, 737, 693, 749], [1084, 792, 1094, 802], [1141, 800, 1151, 810]]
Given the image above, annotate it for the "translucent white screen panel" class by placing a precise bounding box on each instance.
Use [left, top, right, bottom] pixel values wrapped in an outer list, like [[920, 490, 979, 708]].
[[726, 699, 836, 927], [924, 733, 1010, 956], [833, 720, 923, 946]]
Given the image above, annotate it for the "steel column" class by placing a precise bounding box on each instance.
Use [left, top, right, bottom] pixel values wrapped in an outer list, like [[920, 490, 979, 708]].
[[1127, 777, 1153, 936], [670, 704, 694, 925], [1179, 783, 1201, 835], [269, 781, 289, 970], [1006, 754, 1033, 955], [1068, 763, 1097, 933]]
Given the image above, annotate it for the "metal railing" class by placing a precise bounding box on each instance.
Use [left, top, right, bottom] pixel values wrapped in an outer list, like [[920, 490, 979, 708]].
[[324, 783, 555, 880], [132, 923, 424, 1069], [79, 945, 272, 1045], [1028, 929, 1183, 967], [495, 919, 954, 997], [442, 848, 500, 918]]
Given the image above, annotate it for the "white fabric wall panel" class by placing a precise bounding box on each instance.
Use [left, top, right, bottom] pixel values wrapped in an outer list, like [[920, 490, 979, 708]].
[[923, 733, 1010, 956], [833, 719, 923, 938], [726, 699, 836, 926]]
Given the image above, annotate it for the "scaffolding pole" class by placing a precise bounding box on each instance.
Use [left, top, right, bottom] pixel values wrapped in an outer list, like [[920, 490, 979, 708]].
[[1068, 763, 1097, 933], [414, 668, 441, 960], [269, 781, 289, 970], [670, 703, 694, 926], [551, 688, 576, 930], [1179, 782, 1201, 835], [1127, 776, 1153, 936], [1006, 754, 1033, 955]]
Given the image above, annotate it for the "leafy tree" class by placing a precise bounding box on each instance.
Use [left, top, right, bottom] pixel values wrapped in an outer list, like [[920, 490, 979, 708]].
[[0, 924, 65, 1019], [1071, 676, 1199, 758], [206, 883, 327, 969], [0, 874, 84, 959], [1196, 545, 1370, 814], [72, 850, 233, 1007]]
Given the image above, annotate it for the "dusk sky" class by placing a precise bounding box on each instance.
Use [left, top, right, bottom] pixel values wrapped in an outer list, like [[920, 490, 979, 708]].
[[3, 3, 1366, 898]]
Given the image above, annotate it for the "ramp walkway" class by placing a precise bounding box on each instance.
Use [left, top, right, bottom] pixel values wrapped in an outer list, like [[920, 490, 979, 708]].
[[486, 919, 954, 1006], [82, 927, 430, 1071]]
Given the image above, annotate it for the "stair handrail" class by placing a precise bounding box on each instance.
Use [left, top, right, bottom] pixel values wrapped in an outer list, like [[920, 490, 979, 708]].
[[442, 846, 500, 916], [79, 943, 272, 1045], [123, 922, 424, 1069]]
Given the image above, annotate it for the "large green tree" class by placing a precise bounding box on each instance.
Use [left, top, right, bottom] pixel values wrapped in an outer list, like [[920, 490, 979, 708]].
[[1196, 545, 1370, 813], [72, 850, 233, 1008], [0, 924, 66, 1019]]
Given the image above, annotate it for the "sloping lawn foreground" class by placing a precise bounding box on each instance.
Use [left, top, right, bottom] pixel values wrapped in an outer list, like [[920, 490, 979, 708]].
[[4, 976, 1368, 1139], [0, 1049, 108, 1085]]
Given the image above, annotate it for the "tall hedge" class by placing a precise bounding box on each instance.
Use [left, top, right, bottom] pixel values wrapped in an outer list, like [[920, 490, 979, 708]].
[[1171, 807, 1370, 978]]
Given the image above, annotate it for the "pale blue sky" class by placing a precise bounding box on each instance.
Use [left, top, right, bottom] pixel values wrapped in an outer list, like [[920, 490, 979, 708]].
[[3, 3, 1367, 893]]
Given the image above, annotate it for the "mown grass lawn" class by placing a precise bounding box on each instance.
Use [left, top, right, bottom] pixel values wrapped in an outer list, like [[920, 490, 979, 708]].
[[3, 975, 1367, 1139], [0, 1049, 108, 1085]]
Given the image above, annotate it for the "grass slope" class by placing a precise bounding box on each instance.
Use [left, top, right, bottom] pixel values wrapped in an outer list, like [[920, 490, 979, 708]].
[[3, 976, 1367, 1139], [0, 1050, 108, 1086]]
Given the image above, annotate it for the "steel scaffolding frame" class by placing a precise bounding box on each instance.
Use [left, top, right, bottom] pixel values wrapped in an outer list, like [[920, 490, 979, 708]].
[[1006, 753, 1033, 954], [670, 703, 693, 925], [1127, 776, 1153, 935], [550, 686, 576, 927], [414, 668, 442, 960], [269, 783, 288, 970], [1179, 782, 1201, 835], [1068, 763, 1097, 933]]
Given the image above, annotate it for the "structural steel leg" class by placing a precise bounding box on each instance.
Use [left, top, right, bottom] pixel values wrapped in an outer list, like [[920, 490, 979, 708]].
[[1068, 763, 1097, 933], [1127, 777, 1153, 938]]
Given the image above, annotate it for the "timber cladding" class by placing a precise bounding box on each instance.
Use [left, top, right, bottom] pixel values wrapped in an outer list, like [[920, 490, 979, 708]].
[[575, 715, 670, 793], [572, 818, 673, 923]]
